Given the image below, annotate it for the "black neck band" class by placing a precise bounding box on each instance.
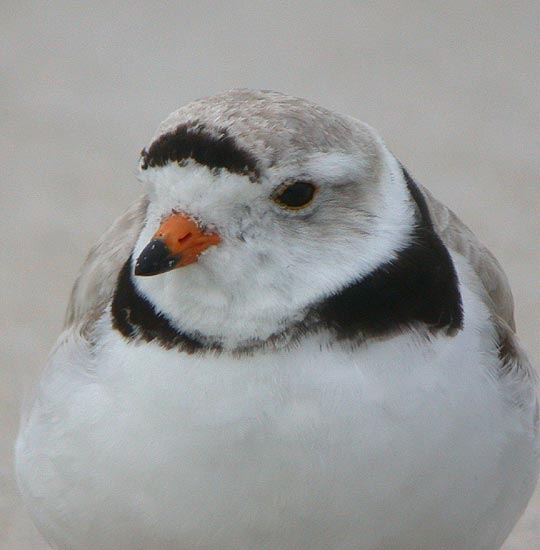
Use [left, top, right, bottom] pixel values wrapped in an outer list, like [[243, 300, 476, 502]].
[[309, 167, 463, 339], [111, 167, 463, 352]]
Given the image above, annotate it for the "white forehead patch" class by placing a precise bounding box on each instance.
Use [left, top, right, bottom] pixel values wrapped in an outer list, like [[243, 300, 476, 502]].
[[137, 161, 261, 228]]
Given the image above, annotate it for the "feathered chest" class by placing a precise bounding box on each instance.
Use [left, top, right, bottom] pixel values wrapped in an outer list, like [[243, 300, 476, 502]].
[[16, 315, 536, 550]]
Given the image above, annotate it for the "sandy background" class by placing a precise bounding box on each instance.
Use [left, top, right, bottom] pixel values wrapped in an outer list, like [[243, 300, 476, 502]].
[[2, 2, 539, 548]]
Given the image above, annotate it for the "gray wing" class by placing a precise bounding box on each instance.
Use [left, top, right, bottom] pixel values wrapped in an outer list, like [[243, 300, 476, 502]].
[[418, 184, 516, 330], [64, 195, 148, 329], [420, 186, 538, 413]]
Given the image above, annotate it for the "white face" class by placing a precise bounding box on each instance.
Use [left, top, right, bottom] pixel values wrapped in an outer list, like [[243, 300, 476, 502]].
[[132, 144, 414, 349]]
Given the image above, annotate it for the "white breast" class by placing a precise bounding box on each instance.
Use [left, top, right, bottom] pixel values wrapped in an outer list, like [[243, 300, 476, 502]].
[[16, 261, 538, 550]]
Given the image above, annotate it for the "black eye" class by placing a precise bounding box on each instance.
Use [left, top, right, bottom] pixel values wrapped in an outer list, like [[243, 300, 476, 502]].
[[273, 181, 318, 210]]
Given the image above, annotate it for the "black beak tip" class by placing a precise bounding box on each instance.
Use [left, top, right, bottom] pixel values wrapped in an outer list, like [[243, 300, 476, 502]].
[[134, 239, 180, 277]]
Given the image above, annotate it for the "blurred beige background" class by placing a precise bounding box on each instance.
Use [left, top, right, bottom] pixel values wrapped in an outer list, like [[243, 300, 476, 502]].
[[2, 2, 539, 548]]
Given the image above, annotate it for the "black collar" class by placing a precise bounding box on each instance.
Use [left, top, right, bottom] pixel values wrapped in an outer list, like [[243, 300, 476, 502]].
[[309, 167, 463, 341], [111, 167, 463, 353]]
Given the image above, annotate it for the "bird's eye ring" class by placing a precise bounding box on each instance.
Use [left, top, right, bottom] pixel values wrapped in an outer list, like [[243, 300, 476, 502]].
[[272, 181, 318, 210]]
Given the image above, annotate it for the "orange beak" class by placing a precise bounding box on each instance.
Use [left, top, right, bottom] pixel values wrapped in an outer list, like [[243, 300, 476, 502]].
[[134, 212, 221, 276]]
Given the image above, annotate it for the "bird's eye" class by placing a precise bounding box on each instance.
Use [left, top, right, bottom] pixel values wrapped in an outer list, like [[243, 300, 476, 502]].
[[272, 181, 318, 210]]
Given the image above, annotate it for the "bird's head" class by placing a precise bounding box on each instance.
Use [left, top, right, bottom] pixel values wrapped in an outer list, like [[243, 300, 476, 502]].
[[129, 90, 415, 349]]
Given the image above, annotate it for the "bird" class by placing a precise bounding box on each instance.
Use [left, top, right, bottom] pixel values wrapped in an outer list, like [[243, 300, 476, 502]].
[[16, 89, 538, 550]]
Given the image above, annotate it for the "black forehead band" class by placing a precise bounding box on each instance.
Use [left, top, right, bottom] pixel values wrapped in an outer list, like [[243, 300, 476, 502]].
[[140, 122, 259, 180]]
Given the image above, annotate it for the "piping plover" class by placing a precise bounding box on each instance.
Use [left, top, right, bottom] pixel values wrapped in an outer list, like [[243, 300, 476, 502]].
[[16, 89, 539, 549]]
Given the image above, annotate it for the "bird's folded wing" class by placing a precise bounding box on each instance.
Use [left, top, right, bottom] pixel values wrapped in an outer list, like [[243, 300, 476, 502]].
[[64, 195, 148, 330], [418, 184, 516, 330]]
